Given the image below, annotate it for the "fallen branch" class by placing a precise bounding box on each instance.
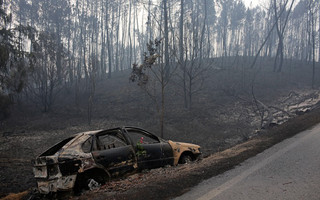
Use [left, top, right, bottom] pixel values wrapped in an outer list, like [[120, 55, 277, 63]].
[[269, 106, 294, 117]]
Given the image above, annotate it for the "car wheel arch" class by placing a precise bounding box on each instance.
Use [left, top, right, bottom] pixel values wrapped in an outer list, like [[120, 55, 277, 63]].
[[74, 167, 110, 192], [178, 151, 195, 164]]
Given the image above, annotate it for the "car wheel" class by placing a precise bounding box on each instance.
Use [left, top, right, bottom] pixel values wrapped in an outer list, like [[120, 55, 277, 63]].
[[179, 154, 193, 164], [87, 178, 101, 190], [74, 169, 110, 194]]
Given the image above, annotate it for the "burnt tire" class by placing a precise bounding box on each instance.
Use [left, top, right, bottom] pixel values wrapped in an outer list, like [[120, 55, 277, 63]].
[[179, 154, 193, 164], [73, 169, 110, 194]]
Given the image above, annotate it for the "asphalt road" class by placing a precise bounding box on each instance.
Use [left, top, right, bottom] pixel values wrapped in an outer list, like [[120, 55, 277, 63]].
[[174, 123, 320, 200]]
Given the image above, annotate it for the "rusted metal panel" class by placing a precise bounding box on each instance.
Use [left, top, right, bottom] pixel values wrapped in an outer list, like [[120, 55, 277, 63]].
[[160, 143, 174, 166], [37, 174, 77, 194], [136, 143, 163, 169], [168, 140, 201, 165], [92, 145, 136, 176]]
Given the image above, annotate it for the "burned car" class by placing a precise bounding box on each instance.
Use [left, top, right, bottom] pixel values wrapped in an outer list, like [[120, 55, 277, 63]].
[[32, 127, 201, 194]]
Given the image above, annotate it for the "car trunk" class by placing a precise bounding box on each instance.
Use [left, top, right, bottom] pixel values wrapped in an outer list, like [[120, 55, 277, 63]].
[[33, 137, 74, 179]]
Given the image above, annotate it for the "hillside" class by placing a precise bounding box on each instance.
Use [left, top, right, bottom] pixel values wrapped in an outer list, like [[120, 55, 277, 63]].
[[1, 57, 320, 197]]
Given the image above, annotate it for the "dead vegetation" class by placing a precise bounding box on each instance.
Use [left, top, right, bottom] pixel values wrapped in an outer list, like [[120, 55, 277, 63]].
[[70, 105, 320, 200], [0, 191, 29, 200], [1, 90, 320, 199], [1, 58, 320, 199]]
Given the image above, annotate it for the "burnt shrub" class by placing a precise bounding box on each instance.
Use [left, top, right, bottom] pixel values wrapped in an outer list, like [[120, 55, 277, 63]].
[[0, 94, 12, 121]]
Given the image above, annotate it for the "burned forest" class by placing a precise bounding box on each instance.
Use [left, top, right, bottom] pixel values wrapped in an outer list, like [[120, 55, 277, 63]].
[[1, 0, 320, 199]]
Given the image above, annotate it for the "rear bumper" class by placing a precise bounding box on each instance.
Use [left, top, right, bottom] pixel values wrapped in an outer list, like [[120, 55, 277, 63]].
[[37, 175, 77, 194]]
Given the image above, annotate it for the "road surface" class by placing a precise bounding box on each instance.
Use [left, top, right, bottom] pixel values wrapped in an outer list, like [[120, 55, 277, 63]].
[[174, 123, 320, 200]]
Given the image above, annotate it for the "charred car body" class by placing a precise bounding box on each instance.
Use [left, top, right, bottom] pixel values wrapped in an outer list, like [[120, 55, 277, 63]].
[[32, 127, 201, 194]]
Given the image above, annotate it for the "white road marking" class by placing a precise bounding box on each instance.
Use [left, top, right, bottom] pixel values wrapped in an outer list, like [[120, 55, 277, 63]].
[[196, 128, 318, 200]]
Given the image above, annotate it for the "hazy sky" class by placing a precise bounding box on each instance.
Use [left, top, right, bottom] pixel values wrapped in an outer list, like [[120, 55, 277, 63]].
[[243, 0, 267, 8]]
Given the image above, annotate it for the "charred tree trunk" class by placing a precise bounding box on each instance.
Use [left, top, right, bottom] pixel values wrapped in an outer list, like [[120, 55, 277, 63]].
[[106, 2, 112, 78], [163, 0, 170, 79], [273, 0, 295, 72], [179, 0, 187, 108]]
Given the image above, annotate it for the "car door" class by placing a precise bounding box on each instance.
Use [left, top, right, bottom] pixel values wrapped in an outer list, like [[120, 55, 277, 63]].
[[91, 130, 136, 177], [160, 142, 174, 166], [125, 129, 163, 169]]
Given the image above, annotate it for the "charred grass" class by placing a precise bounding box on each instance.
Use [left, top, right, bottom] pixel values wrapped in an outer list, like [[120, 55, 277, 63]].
[[72, 107, 320, 200], [1, 57, 320, 199]]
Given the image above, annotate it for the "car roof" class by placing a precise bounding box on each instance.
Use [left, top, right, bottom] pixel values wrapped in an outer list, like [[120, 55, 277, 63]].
[[75, 127, 154, 136]]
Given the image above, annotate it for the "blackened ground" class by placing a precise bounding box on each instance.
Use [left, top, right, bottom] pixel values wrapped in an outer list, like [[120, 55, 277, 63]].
[[2, 58, 320, 199], [2, 100, 320, 200], [68, 107, 320, 200]]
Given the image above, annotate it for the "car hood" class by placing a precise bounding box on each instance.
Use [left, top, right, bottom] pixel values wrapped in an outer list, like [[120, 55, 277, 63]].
[[169, 140, 200, 149]]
